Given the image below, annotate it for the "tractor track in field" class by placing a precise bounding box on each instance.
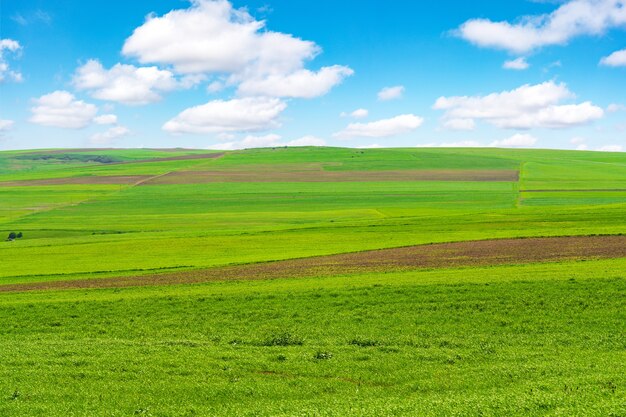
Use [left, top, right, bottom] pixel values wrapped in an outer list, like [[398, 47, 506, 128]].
[[1, 235, 624, 293]]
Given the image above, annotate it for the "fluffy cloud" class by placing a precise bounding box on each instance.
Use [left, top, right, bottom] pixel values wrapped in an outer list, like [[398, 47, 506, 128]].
[[489, 133, 538, 147], [73, 60, 188, 105], [287, 135, 326, 146], [334, 114, 423, 139], [433, 81, 604, 129], [90, 126, 131, 144], [93, 114, 118, 125], [163, 97, 286, 134], [239, 133, 282, 148], [0, 119, 14, 132], [123, 0, 316, 74], [208, 134, 326, 150], [441, 118, 476, 131], [29, 91, 98, 129], [237, 65, 353, 98], [503, 57, 529, 70], [600, 49, 626, 67], [570, 137, 588, 150], [0, 39, 22, 82], [122, 0, 351, 99], [597, 144, 623, 152], [377, 86, 405, 101], [457, 0, 626, 54], [607, 103, 626, 112], [416, 141, 482, 148], [341, 108, 369, 119]]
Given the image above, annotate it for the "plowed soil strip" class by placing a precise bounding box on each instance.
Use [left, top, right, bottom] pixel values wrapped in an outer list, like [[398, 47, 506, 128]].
[[1, 235, 624, 293], [0, 175, 153, 187], [144, 169, 519, 184]]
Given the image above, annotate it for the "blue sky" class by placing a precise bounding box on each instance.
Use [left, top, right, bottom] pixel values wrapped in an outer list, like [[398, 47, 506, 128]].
[[1, 0, 625, 151]]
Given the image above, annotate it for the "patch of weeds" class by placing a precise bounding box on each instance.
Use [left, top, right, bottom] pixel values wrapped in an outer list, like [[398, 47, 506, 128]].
[[313, 351, 333, 360], [10, 390, 20, 400], [349, 337, 380, 347], [262, 332, 304, 347], [134, 407, 151, 416], [276, 354, 287, 362]]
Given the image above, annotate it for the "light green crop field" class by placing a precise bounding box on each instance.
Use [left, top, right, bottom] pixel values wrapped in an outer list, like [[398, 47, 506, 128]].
[[0, 146, 625, 416]]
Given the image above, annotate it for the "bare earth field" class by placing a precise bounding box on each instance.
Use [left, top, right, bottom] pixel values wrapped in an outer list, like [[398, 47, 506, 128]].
[[2, 235, 623, 292], [0, 175, 153, 186], [145, 169, 520, 184]]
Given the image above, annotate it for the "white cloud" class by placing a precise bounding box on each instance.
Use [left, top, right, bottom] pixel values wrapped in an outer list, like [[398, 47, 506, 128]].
[[73, 60, 186, 105], [239, 133, 282, 148], [440, 141, 482, 147], [163, 97, 286, 134], [0, 39, 23, 82], [433, 81, 604, 129], [208, 133, 325, 150], [122, 0, 350, 99], [287, 135, 326, 146], [489, 133, 538, 147], [0, 119, 14, 132], [607, 103, 626, 112], [208, 141, 239, 150], [29, 91, 98, 129], [377, 85, 405, 101], [571, 136, 589, 151], [597, 144, 624, 152], [93, 114, 118, 125], [600, 49, 626, 66], [207, 80, 225, 93], [416, 141, 482, 148], [11, 10, 51, 26], [237, 65, 353, 98], [334, 114, 423, 139], [457, 0, 626, 54], [90, 126, 131, 144], [441, 118, 476, 131], [123, 0, 316, 74], [217, 132, 236, 141], [341, 108, 369, 119], [503, 57, 530, 70]]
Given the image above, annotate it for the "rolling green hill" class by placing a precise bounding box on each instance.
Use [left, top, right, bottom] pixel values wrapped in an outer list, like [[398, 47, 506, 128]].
[[0, 147, 625, 416]]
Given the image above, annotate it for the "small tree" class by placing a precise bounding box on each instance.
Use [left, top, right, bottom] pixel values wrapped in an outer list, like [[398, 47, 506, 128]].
[[16, 232, 22, 238], [7, 232, 16, 240]]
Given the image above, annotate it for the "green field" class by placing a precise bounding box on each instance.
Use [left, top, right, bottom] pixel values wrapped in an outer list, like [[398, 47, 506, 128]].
[[1, 147, 625, 416]]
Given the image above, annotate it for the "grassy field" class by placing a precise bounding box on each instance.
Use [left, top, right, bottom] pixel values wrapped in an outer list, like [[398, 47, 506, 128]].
[[0, 146, 625, 416]]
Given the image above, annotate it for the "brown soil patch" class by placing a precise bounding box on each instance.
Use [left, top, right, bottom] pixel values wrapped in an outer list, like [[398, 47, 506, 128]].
[[0, 175, 153, 187], [1, 235, 623, 293], [144, 169, 519, 184]]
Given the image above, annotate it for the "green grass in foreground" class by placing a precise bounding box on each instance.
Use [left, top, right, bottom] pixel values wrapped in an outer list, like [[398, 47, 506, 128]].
[[0, 147, 625, 416], [0, 260, 625, 416]]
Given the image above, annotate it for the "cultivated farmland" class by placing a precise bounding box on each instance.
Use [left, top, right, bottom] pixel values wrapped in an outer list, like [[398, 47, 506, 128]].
[[1, 147, 625, 416]]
